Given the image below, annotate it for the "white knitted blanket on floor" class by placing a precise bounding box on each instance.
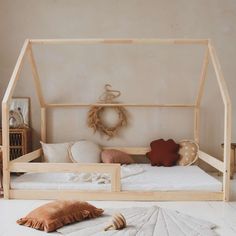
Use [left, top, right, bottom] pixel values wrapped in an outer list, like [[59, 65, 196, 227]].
[[57, 206, 217, 236]]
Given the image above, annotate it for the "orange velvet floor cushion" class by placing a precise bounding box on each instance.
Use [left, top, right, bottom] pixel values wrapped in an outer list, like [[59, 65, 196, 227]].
[[17, 200, 104, 232]]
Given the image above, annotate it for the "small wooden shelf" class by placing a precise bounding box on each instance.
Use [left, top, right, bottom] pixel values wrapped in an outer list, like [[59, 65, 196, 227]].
[[0, 128, 32, 161]]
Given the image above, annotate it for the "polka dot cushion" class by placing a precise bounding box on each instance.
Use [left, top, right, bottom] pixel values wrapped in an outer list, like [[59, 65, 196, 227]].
[[177, 140, 199, 166]]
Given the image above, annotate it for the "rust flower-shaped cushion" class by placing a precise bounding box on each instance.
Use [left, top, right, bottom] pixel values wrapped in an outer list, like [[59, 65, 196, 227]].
[[17, 200, 104, 232], [146, 139, 180, 167]]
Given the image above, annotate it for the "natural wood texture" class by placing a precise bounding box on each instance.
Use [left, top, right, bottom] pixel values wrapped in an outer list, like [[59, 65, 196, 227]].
[[194, 48, 210, 143], [0, 147, 2, 194], [1, 103, 10, 199], [30, 38, 209, 45], [2, 39, 29, 105], [230, 148, 235, 179], [2, 38, 231, 201], [27, 44, 45, 107], [10, 148, 42, 163], [9, 162, 119, 173], [2, 39, 29, 198], [208, 42, 232, 201], [196, 48, 210, 107], [40, 107, 46, 142], [9, 189, 223, 201], [111, 165, 121, 192], [198, 150, 224, 172], [194, 108, 200, 143], [9, 162, 121, 192], [221, 143, 236, 179], [46, 103, 196, 108]]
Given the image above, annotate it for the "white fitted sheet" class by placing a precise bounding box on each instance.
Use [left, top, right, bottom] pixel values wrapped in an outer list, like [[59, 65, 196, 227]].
[[11, 164, 222, 192]]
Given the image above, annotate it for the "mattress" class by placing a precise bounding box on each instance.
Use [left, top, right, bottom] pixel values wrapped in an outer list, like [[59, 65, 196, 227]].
[[11, 164, 222, 192]]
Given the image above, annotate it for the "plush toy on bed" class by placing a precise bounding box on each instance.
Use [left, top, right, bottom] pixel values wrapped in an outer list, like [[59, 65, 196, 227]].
[[146, 139, 180, 167]]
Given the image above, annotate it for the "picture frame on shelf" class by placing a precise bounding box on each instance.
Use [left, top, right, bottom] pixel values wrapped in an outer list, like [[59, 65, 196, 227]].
[[9, 97, 30, 128]]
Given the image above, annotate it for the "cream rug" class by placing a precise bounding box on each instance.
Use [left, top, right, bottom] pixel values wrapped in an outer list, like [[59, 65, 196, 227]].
[[57, 206, 217, 236]]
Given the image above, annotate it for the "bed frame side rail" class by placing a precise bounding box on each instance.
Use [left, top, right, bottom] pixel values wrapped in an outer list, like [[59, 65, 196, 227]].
[[198, 150, 224, 172], [106, 147, 224, 173], [9, 162, 121, 192], [10, 148, 42, 163]]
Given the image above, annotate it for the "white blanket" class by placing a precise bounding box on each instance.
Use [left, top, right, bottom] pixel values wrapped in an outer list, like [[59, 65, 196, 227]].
[[57, 206, 217, 236], [67, 164, 144, 184]]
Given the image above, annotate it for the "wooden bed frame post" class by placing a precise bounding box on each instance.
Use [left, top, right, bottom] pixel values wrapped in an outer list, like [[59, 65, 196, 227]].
[[1, 103, 10, 199], [27, 44, 47, 142], [40, 108, 47, 142], [194, 47, 210, 143], [1, 39, 30, 198], [208, 42, 232, 201]]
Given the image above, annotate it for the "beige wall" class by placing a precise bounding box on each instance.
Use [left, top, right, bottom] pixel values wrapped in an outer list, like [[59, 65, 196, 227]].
[[0, 0, 235, 165]]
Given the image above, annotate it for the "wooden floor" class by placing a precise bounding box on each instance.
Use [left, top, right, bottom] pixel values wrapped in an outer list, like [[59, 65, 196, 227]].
[[1, 176, 236, 236]]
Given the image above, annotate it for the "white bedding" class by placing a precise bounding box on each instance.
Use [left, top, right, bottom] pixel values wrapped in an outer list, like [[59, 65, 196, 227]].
[[11, 164, 222, 192]]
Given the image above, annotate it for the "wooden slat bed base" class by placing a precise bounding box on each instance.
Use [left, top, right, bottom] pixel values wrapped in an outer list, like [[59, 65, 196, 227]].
[[9, 190, 223, 201]]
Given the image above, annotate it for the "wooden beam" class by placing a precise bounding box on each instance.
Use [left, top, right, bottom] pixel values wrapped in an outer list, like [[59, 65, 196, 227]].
[[1, 39, 30, 199], [111, 165, 121, 192], [198, 150, 224, 172], [29, 38, 209, 45], [194, 108, 200, 143], [10, 149, 42, 163], [40, 107, 46, 142], [194, 48, 210, 143], [27, 44, 45, 107], [9, 189, 223, 201], [103, 147, 150, 155], [2, 39, 30, 105], [9, 162, 120, 173], [10, 162, 120, 192], [208, 43, 231, 106], [195, 48, 210, 107], [46, 103, 196, 108], [208, 42, 232, 201], [1, 103, 10, 199]]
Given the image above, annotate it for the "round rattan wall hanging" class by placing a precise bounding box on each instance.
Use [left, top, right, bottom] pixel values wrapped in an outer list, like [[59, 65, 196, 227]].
[[87, 84, 128, 139]]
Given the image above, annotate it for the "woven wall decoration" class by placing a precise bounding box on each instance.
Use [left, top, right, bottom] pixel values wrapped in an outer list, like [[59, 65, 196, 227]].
[[87, 84, 128, 139]]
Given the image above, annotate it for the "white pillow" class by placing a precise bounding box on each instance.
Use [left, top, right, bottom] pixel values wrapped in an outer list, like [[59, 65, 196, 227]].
[[70, 140, 101, 163], [40, 141, 72, 163]]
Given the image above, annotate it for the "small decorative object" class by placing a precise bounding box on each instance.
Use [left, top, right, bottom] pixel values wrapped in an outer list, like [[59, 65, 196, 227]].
[[9, 97, 30, 128], [101, 149, 134, 164], [104, 213, 126, 231], [177, 140, 199, 166], [146, 139, 180, 166], [9, 110, 24, 128], [70, 140, 101, 163], [87, 84, 128, 139], [17, 200, 104, 232]]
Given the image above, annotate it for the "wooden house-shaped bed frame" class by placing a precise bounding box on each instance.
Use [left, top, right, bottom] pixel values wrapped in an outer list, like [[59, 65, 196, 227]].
[[1, 38, 232, 201]]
